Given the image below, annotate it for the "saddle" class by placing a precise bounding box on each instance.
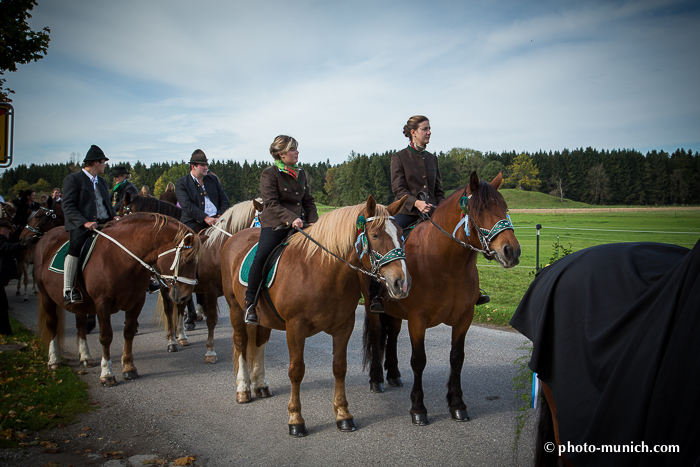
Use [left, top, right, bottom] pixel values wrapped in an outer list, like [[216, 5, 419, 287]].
[[48, 234, 99, 274]]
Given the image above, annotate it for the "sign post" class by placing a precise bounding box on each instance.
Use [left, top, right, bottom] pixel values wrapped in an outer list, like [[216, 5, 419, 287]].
[[0, 103, 14, 168]]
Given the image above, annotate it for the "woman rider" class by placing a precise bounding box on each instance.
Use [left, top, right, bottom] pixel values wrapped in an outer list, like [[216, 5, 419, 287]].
[[244, 135, 318, 325], [369, 115, 488, 312]]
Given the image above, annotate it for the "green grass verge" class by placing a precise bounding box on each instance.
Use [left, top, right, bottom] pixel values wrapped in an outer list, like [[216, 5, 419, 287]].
[[0, 318, 92, 448]]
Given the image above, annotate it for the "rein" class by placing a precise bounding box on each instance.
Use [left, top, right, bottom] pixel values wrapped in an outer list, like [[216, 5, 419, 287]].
[[291, 214, 406, 283], [94, 230, 198, 287]]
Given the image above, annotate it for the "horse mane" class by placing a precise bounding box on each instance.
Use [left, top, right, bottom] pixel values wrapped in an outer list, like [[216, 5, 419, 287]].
[[131, 195, 182, 219], [465, 180, 508, 220], [106, 212, 201, 262], [287, 202, 391, 263], [201, 200, 257, 250]]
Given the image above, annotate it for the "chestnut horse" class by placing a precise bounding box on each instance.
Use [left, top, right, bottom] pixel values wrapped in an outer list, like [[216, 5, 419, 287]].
[[35, 213, 200, 386], [118, 192, 183, 219], [221, 196, 410, 436], [362, 172, 521, 425]]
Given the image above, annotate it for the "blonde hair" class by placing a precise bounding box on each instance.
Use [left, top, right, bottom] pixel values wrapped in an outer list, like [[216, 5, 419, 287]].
[[165, 182, 175, 192], [269, 135, 298, 160]]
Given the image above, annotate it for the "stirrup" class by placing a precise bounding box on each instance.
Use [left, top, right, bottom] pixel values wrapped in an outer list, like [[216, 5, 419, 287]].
[[369, 297, 384, 314], [64, 288, 83, 305], [244, 302, 259, 325]]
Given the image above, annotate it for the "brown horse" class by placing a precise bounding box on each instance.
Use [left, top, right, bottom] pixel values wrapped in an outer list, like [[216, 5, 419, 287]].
[[221, 195, 410, 436], [35, 213, 200, 386], [362, 172, 521, 425], [118, 192, 183, 219], [148, 199, 262, 359]]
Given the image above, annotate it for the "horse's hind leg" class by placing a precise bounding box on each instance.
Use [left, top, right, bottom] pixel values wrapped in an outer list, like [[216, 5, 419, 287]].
[[229, 299, 252, 403], [121, 302, 143, 381], [96, 311, 117, 386], [446, 319, 472, 422], [75, 314, 94, 367], [364, 310, 385, 393], [203, 292, 219, 364], [408, 317, 430, 425], [286, 328, 308, 436], [40, 294, 62, 370], [332, 315, 357, 432], [383, 314, 403, 387], [251, 325, 272, 398]]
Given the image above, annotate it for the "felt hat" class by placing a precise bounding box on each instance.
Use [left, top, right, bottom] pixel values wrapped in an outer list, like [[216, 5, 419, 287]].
[[112, 165, 130, 176], [83, 145, 109, 162], [189, 149, 208, 165]]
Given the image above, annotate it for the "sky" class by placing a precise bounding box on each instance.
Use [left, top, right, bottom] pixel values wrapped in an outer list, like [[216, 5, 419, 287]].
[[5, 0, 700, 169]]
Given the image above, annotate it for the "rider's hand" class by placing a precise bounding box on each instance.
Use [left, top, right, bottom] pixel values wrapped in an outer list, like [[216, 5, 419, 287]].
[[83, 221, 98, 230], [414, 200, 433, 214], [205, 216, 217, 226], [292, 218, 303, 229]]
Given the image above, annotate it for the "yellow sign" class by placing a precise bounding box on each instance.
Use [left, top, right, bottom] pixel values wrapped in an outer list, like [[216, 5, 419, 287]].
[[0, 103, 13, 167]]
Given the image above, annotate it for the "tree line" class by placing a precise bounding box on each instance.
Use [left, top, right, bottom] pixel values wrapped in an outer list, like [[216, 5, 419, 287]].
[[2, 147, 698, 206]]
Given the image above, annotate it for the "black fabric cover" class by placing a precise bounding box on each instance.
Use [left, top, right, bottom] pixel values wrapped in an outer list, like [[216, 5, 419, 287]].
[[511, 241, 700, 467]]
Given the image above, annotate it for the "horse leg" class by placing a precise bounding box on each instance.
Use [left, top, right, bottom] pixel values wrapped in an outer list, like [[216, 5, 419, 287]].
[[364, 311, 385, 393], [41, 297, 62, 370], [96, 312, 117, 387], [383, 314, 403, 387], [203, 292, 219, 364], [332, 315, 357, 432], [75, 314, 94, 367], [251, 325, 272, 398], [408, 317, 430, 425], [287, 328, 308, 437], [176, 305, 189, 346], [121, 303, 142, 381], [446, 321, 471, 422], [160, 289, 179, 353], [230, 299, 252, 403]]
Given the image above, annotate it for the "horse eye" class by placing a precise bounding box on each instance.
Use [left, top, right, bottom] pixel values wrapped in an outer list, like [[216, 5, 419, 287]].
[[370, 234, 379, 239]]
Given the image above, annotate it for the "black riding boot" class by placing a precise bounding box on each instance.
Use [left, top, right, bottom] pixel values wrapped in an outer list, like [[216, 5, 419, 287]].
[[369, 279, 384, 313], [476, 289, 490, 305], [184, 298, 196, 331]]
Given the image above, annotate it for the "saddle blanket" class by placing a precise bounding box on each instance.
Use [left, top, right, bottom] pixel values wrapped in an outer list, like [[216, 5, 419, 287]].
[[48, 236, 99, 274], [238, 242, 282, 288]]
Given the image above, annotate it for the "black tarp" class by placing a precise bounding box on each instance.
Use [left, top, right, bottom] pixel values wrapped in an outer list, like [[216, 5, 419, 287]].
[[510, 241, 700, 467]]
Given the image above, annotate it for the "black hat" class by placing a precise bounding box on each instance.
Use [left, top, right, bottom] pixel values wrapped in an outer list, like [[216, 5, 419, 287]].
[[112, 165, 130, 176], [189, 149, 208, 165], [84, 145, 109, 162]]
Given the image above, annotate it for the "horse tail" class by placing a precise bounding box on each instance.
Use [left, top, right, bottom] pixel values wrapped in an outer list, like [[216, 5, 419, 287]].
[[153, 293, 167, 329], [534, 391, 559, 467], [37, 292, 65, 351]]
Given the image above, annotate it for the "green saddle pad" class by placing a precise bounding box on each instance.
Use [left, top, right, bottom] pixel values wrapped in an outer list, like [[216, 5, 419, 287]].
[[48, 236, 99, 274], [239, 242, 281, 288]]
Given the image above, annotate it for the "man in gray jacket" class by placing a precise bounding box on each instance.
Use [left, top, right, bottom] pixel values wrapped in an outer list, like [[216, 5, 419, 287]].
[[62, 145, 118, 305]]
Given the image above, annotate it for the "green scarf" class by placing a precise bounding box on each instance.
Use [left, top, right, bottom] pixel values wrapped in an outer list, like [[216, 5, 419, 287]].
[[275, 159, 299, 180]]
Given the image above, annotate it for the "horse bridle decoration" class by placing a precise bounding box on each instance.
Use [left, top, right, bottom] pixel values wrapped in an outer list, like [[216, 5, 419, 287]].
[[24, 206, 57, 239]]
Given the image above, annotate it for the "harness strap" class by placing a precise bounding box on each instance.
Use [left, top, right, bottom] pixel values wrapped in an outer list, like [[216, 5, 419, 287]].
[[157, 233, 198, 285]]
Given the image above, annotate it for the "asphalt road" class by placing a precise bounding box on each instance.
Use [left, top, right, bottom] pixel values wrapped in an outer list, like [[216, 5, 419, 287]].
[[7, 287, 537, 467]]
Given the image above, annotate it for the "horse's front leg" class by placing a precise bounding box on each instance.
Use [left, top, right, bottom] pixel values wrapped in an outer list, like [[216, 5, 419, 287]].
[[229, 298, 252, 403], [383, 313, 403, 387], [176, 304, 189, 346], [97, 312, 117, 387], [75, 314, 93, 367], [203, 292, 219, 364], [408, 317, 429, 425], [287, 327, 308, 437], [160, 288, 179, 353], [446, 315, 472, 422], [121, 298, 144, 381], [251, 325, 272, 398], [332, 315, 357, 432]]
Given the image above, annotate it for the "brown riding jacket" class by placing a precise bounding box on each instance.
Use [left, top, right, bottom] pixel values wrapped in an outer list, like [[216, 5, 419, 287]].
[[391, 146, 445, 216], [258, 166, 319, 229]]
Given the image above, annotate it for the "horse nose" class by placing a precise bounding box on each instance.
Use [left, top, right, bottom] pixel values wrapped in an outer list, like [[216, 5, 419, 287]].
[[502, 244, 521, 266], [393, 276, 411, 297]]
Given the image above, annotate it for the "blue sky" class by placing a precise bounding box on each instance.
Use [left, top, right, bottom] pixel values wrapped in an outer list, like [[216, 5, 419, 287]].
[[6, 0, 700, 168]]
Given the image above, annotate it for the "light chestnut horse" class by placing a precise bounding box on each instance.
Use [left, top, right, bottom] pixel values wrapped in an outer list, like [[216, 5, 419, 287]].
[[221, 195, 410, 437], [362, 172, 521, 425], [35, 213, 200, 386]]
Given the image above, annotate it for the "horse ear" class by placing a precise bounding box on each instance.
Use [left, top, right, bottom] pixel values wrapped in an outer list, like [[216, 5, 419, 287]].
[[253, 198, 263, 211], [490, 172, 504, 190], [466, 171, 480, 196], [46, 197, 54, 209], [365, 195, 377, 218], [125, 192, 132, 205], [386, 195, 407, 217]]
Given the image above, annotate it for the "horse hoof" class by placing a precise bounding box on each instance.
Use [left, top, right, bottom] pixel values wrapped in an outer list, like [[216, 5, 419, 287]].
[[411, 413, 430, 426], [122, 370, 139, 381], [236, 390, 252, 404], [387, 377, 404, 387], [336, 419, 357, 432], [288, 424, 307, 437], [177, 339, 189, 347], [450, 408, 471, 422], [48, 363, 61, 370], [255, 387, 272, 398], [205, 355, 218, 364], [369, 382, 384, 393], [15, 291, 19, 296], [101, 376, 117, 387], [167, 344, 179, 353], [80, 360, 92, 368], [23, 298, 28, 303]]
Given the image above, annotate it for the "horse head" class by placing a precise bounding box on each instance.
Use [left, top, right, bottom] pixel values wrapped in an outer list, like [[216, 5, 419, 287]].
[[156, 227, 200, 305], [118, 192, 136, 216], [465, 171, 520, 268], [20, 202, 62, 244], [361, 195, 411, 299]]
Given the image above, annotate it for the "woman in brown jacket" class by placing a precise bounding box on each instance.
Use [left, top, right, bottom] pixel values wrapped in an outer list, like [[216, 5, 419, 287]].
[[244, 135, 319, 325], [159, 182, 178, 205]]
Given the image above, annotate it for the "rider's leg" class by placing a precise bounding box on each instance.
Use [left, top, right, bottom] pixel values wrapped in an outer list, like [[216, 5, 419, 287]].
[[244, 227, 288, 325]]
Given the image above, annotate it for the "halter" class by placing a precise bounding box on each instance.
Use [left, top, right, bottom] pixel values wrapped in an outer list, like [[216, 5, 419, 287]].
[[95, 230, 198, 287], [24, 207, 56, 239], [354, 215, 406, 277]]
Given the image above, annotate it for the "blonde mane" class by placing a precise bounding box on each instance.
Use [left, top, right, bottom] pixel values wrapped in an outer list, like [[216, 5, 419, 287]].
[[286, 202, 391, 263], [202, 200, 257, 250]]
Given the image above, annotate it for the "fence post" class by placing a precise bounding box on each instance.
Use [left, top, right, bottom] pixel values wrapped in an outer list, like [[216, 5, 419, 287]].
[[536, 224, 542, 272]]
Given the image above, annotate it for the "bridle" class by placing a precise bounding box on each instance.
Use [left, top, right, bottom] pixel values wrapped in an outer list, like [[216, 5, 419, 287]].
[[24, 206, 57, 239]]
